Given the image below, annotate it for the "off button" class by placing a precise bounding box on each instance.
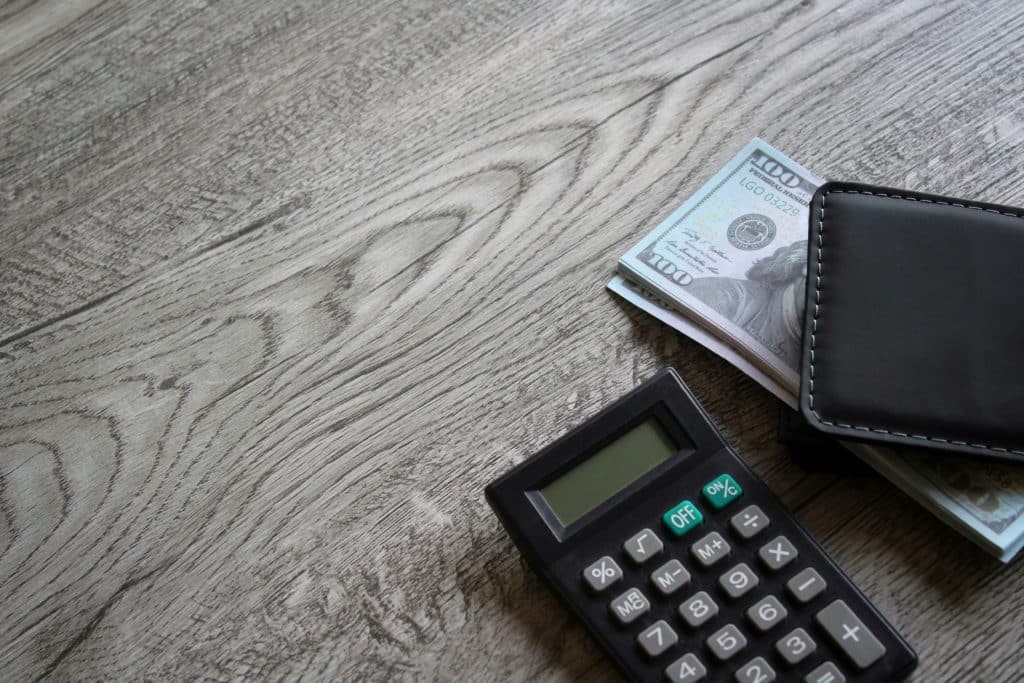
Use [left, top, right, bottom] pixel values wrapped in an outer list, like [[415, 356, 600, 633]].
[[662, 499, 703, 537]]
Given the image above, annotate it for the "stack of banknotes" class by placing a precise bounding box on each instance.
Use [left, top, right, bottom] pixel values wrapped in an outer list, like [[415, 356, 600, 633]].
[[609, 138, 1024, 562]]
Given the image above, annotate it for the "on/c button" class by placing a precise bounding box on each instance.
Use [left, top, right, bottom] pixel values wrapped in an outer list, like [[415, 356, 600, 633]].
[[702, 473, 743, 509], [662, 499, 703, 537]]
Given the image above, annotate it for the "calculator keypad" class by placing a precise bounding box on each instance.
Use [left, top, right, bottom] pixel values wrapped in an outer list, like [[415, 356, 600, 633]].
[[576, 470, 904, 682]]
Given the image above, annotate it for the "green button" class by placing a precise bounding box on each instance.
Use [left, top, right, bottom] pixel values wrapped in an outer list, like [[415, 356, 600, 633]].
[[702, 473, 743, 509], [662, 499, 703, 537]]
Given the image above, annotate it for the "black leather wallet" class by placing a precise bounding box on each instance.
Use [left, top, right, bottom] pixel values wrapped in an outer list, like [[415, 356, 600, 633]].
[[798, 181, 1024, 462]]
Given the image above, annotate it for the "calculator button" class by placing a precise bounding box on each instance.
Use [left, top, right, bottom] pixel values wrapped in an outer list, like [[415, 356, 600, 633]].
[[637, 619, 678, 658], [735, 656, 776, 683], [786, 567, 826, 603], [804, 661, 845, 683], [609, 587, 650, 625], [690, 531, 730, 568], [663, 499, 704, 537], [776, 627, 816, 666], [758, 536, 797, 571], [678, 591, 718, 628], [624, 528, 663, 564], [729, 504, 769, 539], [815, 599, 886, 670], [746, 595, 787, 632], [582, 556, 622, 593], [651, 559, 691, 596], [701, 473, 743, 509], [717, 562, 758, 599], [706, 623, 747, 661], [665, 653, 706, 683]]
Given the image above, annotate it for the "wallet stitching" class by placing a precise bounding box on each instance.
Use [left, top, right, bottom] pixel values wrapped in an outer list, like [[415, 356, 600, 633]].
[[808, 188, 1024, 456]]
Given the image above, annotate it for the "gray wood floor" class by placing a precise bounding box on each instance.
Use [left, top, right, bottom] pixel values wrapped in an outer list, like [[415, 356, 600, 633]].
[[2, 0, 1023, 680]]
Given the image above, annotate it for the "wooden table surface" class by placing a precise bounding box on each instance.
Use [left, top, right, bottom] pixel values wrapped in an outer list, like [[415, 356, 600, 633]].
[[3, 1, 1023, 680]]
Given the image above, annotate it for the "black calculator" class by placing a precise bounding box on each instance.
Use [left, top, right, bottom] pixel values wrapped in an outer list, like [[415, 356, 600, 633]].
[[485, 369, 916, 683]]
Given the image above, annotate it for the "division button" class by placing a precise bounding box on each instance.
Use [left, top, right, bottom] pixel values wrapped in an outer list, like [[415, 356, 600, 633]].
[[665, 653, 707, 683], [775, 627, 816, 666], [729, 504, 769, 540], [786, 567, 827, 604], [804, 661, 846, 683], [746, 595, 787, 632], [650, 559, 691, 596], [678, 591, 718, 629], [690, 531, 731, 568], [582, 556, 622, 593], [609, 587, 650, 626], [718, 562, 759, 600], [735, 656, 776, 683], [815, 599, 887, 670], [706, 623, 747, 661], [624, 528, 664, 564], [702, 473, 743, 509], [637, 619, 678, 658], [663, 499, 704, 537], [758, 535, 798, 571]]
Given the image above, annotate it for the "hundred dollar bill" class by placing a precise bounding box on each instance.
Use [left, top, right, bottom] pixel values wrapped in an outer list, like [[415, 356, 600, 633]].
[[617, 138, 822, 389], [611, 138, 1024, 561]]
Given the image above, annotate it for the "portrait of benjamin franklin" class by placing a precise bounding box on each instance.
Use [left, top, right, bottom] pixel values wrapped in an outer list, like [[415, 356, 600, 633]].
[[686, 241, 807, 368]]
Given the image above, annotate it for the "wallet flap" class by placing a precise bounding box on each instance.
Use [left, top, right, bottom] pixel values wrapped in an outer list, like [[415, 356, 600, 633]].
[[799, 181, 1024, 461]]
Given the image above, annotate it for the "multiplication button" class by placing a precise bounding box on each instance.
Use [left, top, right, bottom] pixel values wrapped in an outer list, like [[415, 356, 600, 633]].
[[582, 556, 622, 593], [624, 528, 663, 564], [729, 504, 768, 539], [758, 535, 797, 571]]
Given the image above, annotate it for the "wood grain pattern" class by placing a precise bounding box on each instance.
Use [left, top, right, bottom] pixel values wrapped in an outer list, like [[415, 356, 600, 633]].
[[2, 0, 1023, 680]]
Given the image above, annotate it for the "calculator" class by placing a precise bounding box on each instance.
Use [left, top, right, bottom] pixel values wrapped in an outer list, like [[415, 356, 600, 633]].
[[485, 369, 917, 683]]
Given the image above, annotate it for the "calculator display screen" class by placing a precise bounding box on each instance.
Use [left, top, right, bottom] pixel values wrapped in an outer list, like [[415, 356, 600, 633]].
[[538, 417, 679, 526]]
